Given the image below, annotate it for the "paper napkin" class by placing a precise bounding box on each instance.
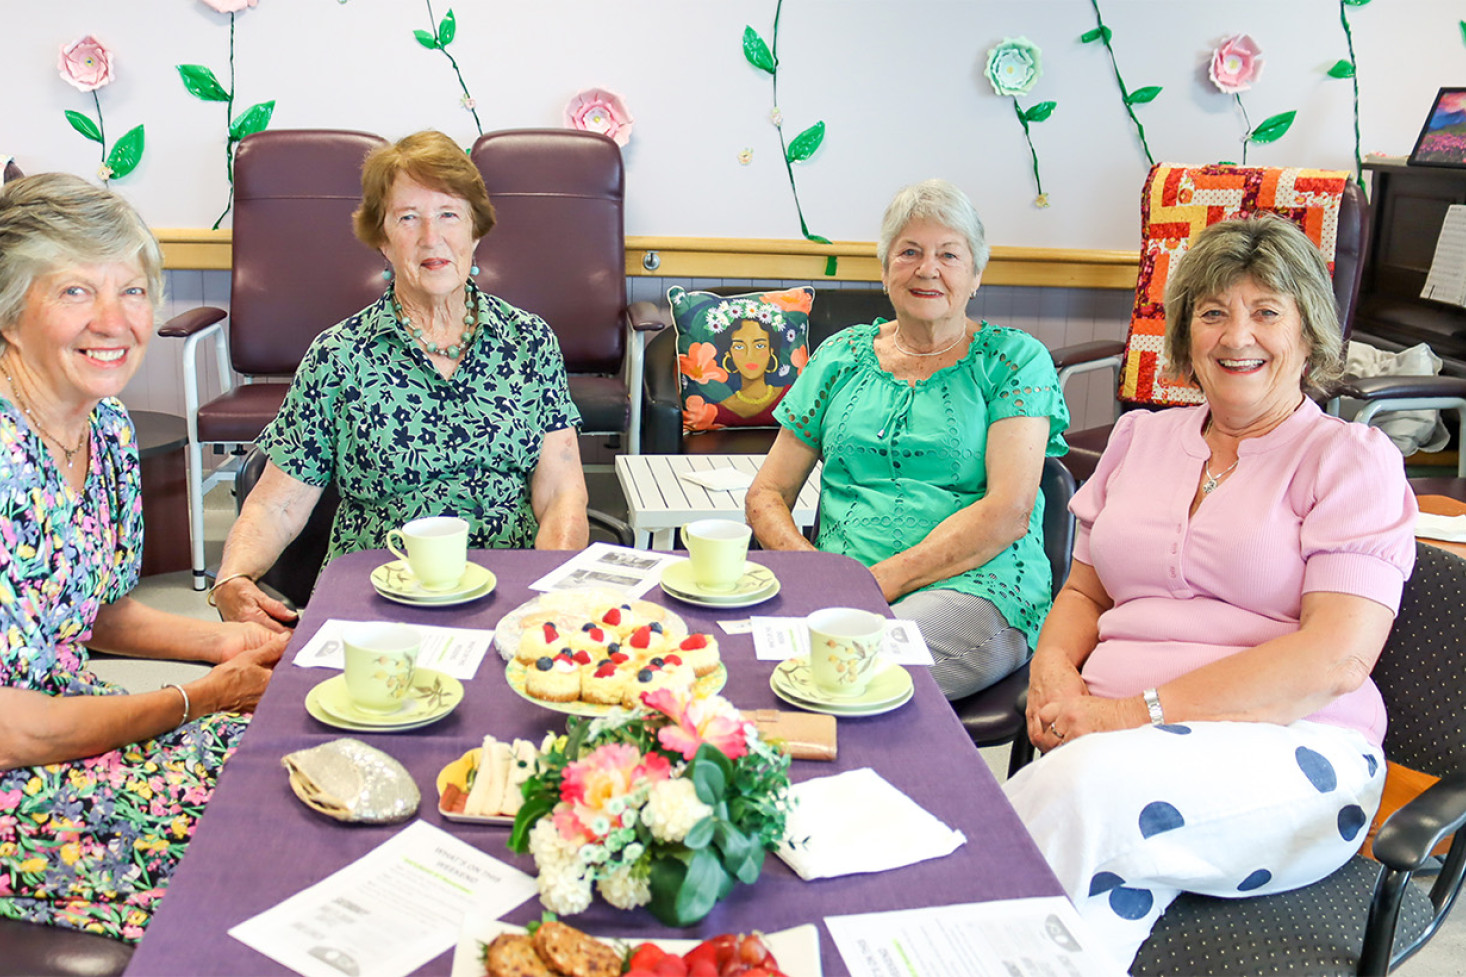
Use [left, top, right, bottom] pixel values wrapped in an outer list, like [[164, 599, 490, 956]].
[[1417, 512, 1466, 543], [776, 768, 966, 880], [677, 468, 754, 492]]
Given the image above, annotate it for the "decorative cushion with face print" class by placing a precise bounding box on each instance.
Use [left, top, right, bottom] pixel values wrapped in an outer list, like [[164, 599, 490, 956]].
[[667, 286, 814, 434]]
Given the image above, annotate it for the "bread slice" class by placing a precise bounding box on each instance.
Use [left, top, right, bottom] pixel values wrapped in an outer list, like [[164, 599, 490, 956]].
[[530, 921, 621, 977], [463, 736, 509, 817], [483, 933, 555, 977], [500, 739, 537, 816]]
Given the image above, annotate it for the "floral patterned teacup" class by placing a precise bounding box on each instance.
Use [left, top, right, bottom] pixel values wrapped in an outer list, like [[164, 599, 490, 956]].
[[806, 608, 887, 698], [342, 622, 420, 714]]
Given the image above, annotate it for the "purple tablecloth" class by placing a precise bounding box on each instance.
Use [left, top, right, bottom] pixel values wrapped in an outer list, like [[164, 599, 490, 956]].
[[125, 550, 1061, 976]]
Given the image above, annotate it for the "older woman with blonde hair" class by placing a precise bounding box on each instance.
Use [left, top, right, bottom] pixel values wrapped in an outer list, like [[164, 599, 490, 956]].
[[0, 173, 287, 941], [214, 129, 590, 629]]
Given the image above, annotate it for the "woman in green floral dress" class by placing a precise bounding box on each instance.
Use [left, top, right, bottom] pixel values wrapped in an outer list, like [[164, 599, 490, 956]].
[[0, 174, 288, 942]]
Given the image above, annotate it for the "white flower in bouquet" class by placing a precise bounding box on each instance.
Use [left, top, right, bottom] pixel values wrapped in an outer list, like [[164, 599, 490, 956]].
[[645, 778, 714, 843]]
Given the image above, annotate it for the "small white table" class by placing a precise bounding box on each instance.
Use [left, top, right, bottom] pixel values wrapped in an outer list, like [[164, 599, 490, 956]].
[[614, 453, 822, 550]]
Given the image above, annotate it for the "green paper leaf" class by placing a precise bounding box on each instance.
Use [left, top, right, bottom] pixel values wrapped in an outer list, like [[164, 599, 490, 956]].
[[1342, 0, 1371, 6], [64, 110, 103, 143], [1024, 101, 1058, 123], [1460, 20, 1466, 47], [786, 121, 826, 163], [176, 64, 230, 102], [229, 100, 275, 142], [806, 233, 831, 245], [413, 28, 438, 49], [1079, 26, 1112, 44], [1124, 86, 1162, 106], [1248, 110, 1297, 144], [106, 125, 145, 178], [683, 816, 715, 850], [742, 26, 775, 73], [1327, 59, 1356, 79], [438, 9, 456, 47]]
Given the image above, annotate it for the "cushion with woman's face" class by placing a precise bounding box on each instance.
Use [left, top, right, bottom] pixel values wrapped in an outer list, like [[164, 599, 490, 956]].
[[668, 286, 813, 434]]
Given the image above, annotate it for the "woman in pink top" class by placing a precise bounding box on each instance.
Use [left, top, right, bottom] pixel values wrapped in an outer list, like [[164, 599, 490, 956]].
[[1004, 216, 1417, 969]]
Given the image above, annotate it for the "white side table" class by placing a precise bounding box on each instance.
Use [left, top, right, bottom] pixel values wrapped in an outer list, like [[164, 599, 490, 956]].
[[614, 453, 822, 549]]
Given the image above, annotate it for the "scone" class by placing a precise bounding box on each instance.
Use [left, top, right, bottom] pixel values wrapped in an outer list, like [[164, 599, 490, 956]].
[[531, 921, 621, 977], [525, 651, 581, 703], [673, 633, 721, 677], [484, 932, 555, 977]]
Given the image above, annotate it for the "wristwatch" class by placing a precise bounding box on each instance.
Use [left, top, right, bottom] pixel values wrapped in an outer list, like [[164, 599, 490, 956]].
[[1142, 687, 1166, 726]]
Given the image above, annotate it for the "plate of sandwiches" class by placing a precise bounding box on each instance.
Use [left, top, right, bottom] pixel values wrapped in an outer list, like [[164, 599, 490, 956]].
[[436, 734, 546, 824]]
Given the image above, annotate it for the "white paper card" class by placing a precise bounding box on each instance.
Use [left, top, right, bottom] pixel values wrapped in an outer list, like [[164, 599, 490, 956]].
[[1418, 511, 1466, 542], [826, 897, 1122, 977], [677, 468, 755, 492], [750, 617, 933, 665], [229, 820, 537, 977], [292, 620, 493, 680], [1422, 205, 1466, 307], [527, 542, 684, 597]]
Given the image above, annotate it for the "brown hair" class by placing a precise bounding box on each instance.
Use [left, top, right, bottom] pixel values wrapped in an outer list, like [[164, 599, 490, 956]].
[[352, 130, 495, 249]]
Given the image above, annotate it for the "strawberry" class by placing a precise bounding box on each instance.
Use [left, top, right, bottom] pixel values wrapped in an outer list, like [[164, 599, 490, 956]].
[[628, 943, 669, 970], [630, 625, 653, 648], [686, 962, 719, 977], [541, 623, 558, 642], [594, 664, 616, 678], [610, 651, 630, 664], [602, 607, 623, 626], [586, 626, 605, 642], [664, 654, 683, 666], [652, 956, 689, 977], [572, 650, 592, 665], [681, 634, 709, 650]]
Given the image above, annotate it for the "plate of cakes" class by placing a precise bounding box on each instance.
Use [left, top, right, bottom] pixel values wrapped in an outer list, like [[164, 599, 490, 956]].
[[497, 590, 725, 716]]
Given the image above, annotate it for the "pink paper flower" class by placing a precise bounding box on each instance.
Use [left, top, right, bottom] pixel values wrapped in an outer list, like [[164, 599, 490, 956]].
[[565, 88, 634, 147], [678, 342, 728, 385], [1209, 34, 1263, 94], [642, 688, 748, 761], [200, 0, 259, 12], [57, 36, 115, 93]]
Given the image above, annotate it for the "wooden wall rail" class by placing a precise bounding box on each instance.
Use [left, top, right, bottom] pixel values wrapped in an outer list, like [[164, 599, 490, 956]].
[[153, 230, 1141, 291]]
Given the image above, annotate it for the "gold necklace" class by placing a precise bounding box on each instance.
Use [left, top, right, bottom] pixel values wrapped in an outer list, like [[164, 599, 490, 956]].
[[4, 369, 88, 469], [733, 385, 778, 407], [392, 282, 479, 358], [893, 324, 966, 357]]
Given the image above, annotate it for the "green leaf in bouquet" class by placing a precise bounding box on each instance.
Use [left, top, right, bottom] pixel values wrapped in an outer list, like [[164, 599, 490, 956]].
[[785, 121, 826, 163], [508, 793, 555, 853], [1024, 101, 1057, 123], [413, 28, 438, 49], [229, 100, 275, 143], [106, 125, 145, 179], [1247, 110, 1296, 144], [742, 26, 775, 73], [438, 10, 457, 47], [177, 64, 230, 102], [683, 816, 715, 850], [713, 821, 763, 884], [64, 110, 103, 144], [675, 848, 727, 923], [1125, 86, 1162, 106], [1327, 59, 1356, 79], [690, 744, 732, 804]]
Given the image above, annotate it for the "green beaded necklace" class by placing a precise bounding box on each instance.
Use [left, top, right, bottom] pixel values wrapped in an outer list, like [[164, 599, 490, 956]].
[[391, 281, 480, 359]]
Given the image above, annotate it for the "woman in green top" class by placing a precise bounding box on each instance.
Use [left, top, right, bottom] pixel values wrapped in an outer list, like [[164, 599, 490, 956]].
[[747, 179, 1069, 699], [213, 131, 589, 631]]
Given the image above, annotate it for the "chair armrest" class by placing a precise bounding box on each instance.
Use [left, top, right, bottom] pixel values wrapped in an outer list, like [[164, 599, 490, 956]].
[[589, 508, 633, 547], [1333, 374, 1466, 402], [628, 300, 669, 333], [158, 306, 227, 339], [1050, 340, 1127, 372], [1372, 768, 1466, 872]]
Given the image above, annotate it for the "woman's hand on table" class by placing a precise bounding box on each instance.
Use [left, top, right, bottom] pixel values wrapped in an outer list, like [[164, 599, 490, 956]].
[[214, 577, 297, 634]]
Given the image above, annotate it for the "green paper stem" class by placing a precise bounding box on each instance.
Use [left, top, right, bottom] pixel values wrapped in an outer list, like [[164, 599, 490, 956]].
[[1338, 1, 1364, 186], [1085, 0, 1156, 168], [1235, 93, 1252, 165], [209, 14, 238, 229], [1011, 98, 1046, 199], [424, 1, 483, 137], [766, 0, 836, 276], [92, 91, 108, 175]]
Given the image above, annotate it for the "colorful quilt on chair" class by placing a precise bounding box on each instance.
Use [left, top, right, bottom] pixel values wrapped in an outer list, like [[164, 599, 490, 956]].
[[1121, 163, 1350, 406]]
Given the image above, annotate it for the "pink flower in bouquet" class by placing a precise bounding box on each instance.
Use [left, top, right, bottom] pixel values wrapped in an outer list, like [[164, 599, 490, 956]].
[[565, 88, 634, 147], [643, 688, 748, 761], [57, 36, 115, 93], [679, 342, 728, 385], [200, 0, 259, 12], [555, 743, 671, 840], [1209, 34, 1263, 94]]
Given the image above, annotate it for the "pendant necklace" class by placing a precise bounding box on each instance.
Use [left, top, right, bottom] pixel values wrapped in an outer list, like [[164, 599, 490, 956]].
[[3, 369, 87, 469], [1200, 416, 1238, 495]]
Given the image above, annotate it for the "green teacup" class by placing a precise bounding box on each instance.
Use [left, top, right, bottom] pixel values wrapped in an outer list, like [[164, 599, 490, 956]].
[[385, 515, 469, 592], [342, 622, 420, 714], [682, 518, 752, 592], [807, 607, 887, 697]]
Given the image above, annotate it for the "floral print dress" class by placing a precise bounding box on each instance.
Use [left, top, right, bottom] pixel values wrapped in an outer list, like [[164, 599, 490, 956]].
[[0, 396, 248, 943]]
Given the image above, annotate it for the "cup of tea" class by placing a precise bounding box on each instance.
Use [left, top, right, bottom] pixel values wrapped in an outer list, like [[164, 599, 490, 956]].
[[682, 518, 752, 592], [385, 515, 469, 591], [806, 608, 887, 697], [341, 622, 421, 714]]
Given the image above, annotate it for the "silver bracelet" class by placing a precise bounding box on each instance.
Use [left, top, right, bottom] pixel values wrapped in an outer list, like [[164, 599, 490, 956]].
[[1142, 687, 1166, 726], [205, 571, 256, 609], [163, 683, 191, 726]]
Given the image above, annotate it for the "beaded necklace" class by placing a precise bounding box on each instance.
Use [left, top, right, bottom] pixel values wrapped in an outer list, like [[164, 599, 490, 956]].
[[391, 281, 480, 358]]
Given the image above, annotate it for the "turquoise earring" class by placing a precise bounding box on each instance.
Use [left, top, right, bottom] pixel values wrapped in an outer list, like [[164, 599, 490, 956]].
[[381, 267, 393, 282], [470, 264, 480, 276]]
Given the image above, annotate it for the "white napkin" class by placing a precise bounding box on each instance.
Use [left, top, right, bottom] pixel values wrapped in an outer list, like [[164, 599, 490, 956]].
[[777, 768, 965, 880], [677, 468, 754, 492], [1417, 512, 1466, 543]]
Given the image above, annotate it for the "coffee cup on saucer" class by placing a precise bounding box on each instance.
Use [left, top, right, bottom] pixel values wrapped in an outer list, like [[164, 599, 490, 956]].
[[806, 608, 887, 697], [682, 518, 751, 592], [385, 516, 469, 592], [342, 622, 421, 714]]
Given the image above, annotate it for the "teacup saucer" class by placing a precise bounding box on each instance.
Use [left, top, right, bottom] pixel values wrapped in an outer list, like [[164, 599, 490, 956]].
[[771, 656, 914, 710], [370, 561, 495, 603], [660, 559, 780, 608], [306, 669, 463, 731]]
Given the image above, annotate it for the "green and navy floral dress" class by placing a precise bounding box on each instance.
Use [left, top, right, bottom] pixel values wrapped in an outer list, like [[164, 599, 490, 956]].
[[256, 285, 581, 569], [0, 397, 249, 942]]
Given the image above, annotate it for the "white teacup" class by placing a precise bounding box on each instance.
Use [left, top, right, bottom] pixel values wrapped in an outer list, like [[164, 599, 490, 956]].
[[342, 622, 421, 714], [682, 518, 752, 592], [385, 516, 469, 591], [807, 608, 887, 697]]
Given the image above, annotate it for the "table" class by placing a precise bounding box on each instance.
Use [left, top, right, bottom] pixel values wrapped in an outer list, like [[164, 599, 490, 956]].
[[616, 454, 822, 549], [124, 550, 1062, 976], [1418, 494, 1466, 561]]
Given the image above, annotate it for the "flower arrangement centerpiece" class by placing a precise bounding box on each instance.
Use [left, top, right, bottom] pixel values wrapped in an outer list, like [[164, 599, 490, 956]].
[[508, 687, 793, 926]]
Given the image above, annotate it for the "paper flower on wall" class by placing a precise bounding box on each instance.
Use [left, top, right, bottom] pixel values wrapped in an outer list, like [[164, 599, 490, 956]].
[[985, 37, 1056, 208], [1207, 33, 1295, 165], [565, 88, 635, 147], [1079, 0, 1161, 168], [200, 0, 258, 11], [58, 35, 143, 183]]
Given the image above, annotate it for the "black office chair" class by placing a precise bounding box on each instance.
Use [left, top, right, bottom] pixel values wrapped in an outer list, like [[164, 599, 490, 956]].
[[948, 455, 1076, 776]]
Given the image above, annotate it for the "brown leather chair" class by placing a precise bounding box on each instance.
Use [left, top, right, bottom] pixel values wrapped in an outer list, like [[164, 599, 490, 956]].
[[470, 129, 663, 456], [2, 158, 22, 183], [158, 129, 388, 589]]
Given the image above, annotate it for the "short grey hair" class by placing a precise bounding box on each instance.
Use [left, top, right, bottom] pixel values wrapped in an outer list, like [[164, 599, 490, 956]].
[[0, 173, 165, 350], [1163, 215, 1342, 398], [877, 178, 990, 273]]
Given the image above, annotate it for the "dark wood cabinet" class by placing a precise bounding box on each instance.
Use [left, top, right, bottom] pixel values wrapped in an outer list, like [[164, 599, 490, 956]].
[[1355, 161, 1466, 374]]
